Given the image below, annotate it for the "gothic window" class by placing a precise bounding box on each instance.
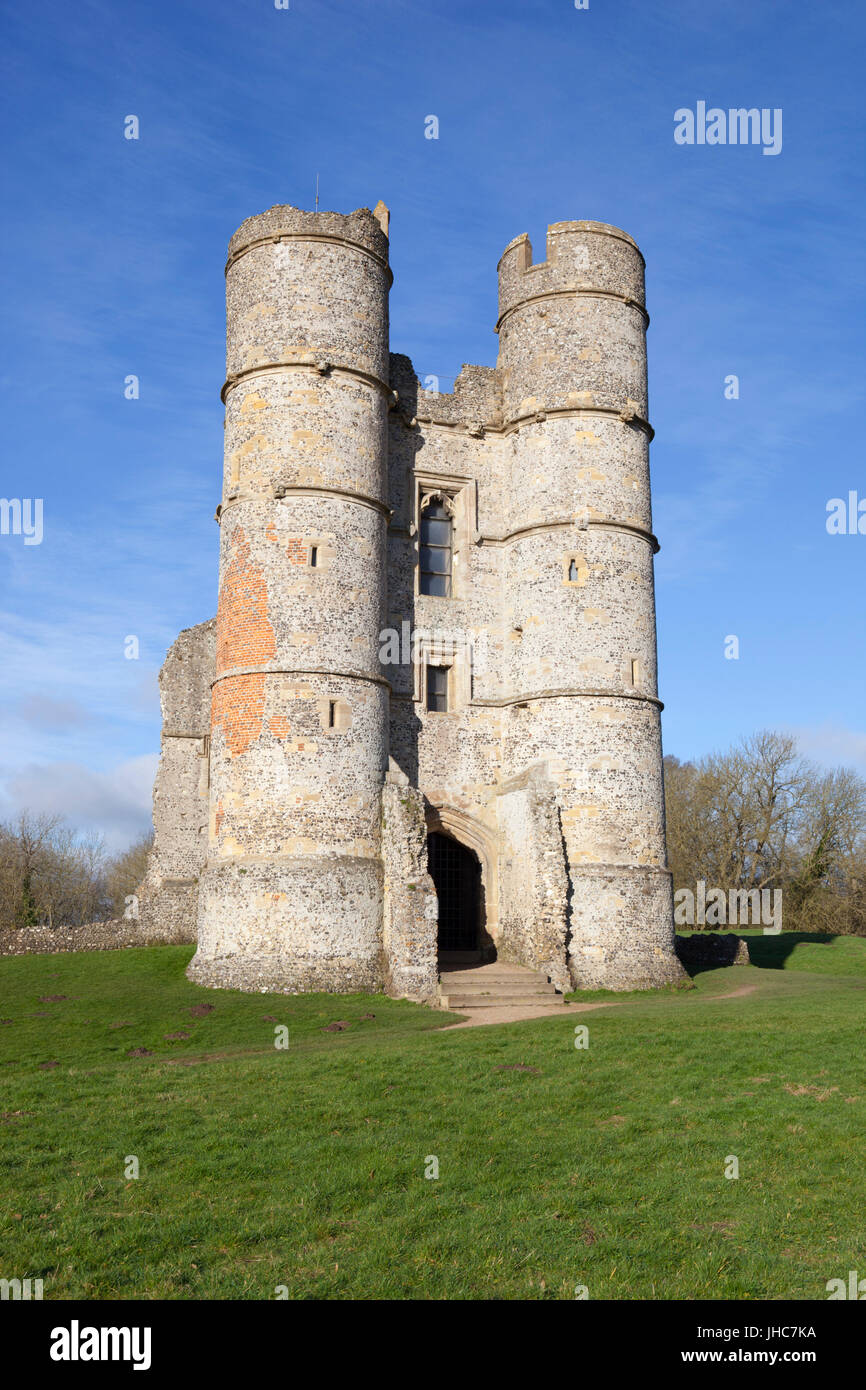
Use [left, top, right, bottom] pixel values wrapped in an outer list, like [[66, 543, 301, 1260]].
[[419, 496, 452, 597], [426, 665, 449, 712]]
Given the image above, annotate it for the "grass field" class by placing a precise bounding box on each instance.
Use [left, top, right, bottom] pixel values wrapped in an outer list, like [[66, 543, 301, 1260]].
[[1, 935, 864, 1300]]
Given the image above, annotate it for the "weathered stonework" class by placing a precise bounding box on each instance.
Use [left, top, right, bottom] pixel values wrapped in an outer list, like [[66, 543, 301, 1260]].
[[138, 619, 215, 943], [142, 203, 684, 996], [675, 933, 751, 970], [381, 771, 438, 1001], [0, 920, 155, 956], [497, 765, 571, 992]]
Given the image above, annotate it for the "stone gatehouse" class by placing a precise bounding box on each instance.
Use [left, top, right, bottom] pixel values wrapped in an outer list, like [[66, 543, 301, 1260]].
[[138, 201, 683, 999]]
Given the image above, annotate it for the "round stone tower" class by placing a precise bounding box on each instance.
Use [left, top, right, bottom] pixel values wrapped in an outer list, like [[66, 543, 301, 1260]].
[[496, 221, 683, 989], [188, 203, 392, 993]]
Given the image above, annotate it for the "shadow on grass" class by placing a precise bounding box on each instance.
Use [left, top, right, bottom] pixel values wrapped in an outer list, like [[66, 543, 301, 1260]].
[[744, 932, 837, 969], [678, 931, 838, 977]]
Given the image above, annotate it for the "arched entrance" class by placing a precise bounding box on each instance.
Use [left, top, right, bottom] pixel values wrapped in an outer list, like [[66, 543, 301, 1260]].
[[427, 831, 482, 959]]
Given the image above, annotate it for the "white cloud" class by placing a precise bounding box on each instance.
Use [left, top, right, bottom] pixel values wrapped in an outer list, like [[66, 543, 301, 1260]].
[[0, 754, 158, 854], [12, 694, 94, 730], [786, 724, 866, 774]]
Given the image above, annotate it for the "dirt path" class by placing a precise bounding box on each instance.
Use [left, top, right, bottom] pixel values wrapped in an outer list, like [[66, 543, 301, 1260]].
[[438, 982, 759, 1030]]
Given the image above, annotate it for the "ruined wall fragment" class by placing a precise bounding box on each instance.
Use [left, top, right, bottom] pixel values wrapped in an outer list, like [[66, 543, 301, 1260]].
[[138, 618, 215, 942], [381, 772, 438, 1001]]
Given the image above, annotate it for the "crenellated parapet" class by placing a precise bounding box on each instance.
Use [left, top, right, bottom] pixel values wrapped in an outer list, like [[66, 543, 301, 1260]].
[[497, 221, 645, 319], [497, 221, 649, 425], [227, 203, 390, 272], [414, 364, 503, 433]]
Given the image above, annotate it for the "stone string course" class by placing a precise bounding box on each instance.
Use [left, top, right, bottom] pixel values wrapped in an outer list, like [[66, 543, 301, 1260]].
[[139, 203, 686, 996]]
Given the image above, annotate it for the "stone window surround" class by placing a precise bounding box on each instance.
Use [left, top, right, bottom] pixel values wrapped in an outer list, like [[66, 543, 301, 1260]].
[[410, 472, 478, 602], [562, 550, 589, 587], [411, 634, 473, 712], [318, 697, 352, 732], [301, 534, 333, 570]]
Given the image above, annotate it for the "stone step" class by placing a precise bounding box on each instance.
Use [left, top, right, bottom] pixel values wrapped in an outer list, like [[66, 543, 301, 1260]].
[[439, 974, 554, 991], [437, 962, 564, 1012], [439, 966, 551, 981], [439, 989, 556, 1000], [440, 992, 567, 1009]]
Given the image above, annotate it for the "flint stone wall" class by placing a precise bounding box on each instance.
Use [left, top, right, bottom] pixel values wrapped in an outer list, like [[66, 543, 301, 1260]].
[[137, 619, 215, 942], [0, 921, 152, 956], [497, 766, 571, 991], [675, 933, 751, 969], [381, 777, 438, 1001]]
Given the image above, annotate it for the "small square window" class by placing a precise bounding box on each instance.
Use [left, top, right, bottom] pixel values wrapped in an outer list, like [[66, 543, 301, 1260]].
[[426, 665, 449, 712]]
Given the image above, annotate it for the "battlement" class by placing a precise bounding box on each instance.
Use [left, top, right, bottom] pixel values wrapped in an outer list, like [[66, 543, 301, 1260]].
[[497, 219, 645, 325], [226, 202, 390, 269], [389, 354, 502, 430], [225, 201, 391, 383]]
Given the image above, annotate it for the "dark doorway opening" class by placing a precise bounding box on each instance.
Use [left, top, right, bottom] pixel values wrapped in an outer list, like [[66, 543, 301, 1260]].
[[428, 831, 481, 957]]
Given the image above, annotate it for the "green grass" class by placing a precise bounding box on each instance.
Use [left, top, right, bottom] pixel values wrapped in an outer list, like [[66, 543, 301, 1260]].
[[677, 927, 866, 975], [1, 937, 865, 1300]]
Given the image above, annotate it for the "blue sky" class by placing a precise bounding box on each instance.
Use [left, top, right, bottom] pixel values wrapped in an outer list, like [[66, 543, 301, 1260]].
[[1, 0, 864, 851]]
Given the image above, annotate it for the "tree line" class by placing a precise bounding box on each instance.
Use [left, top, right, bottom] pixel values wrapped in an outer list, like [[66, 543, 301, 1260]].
[[2, 729, 864, 934], [0, 812, 152, 931], [664, 731, 866, 935]]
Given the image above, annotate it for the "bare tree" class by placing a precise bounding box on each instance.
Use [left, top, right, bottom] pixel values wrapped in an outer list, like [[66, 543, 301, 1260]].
[[664, 732, 866, 933], [104, 833, 154, 919], [0, 812, 111, 929]]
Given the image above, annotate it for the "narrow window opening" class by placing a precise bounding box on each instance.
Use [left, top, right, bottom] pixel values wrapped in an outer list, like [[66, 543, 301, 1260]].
[[568, 558, 579, 582], [310, 545, 318, 568], [419, 498, 452, 597], [630, 659, 640, 686], [426, 665, 449, 713], [328, 699, 337, 728]]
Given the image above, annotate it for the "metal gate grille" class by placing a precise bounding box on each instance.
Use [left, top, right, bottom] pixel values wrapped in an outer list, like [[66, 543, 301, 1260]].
[[427, 832, 479, 951]]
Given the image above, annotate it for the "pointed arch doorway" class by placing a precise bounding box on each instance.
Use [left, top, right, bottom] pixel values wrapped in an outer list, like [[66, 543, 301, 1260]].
[[427, 830, 482, 961]]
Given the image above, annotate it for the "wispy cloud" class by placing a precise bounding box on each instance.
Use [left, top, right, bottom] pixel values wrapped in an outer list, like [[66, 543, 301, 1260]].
[[0, 754, 158, 854], [10, 694, 94, 731], [786, 724, 866, 776]]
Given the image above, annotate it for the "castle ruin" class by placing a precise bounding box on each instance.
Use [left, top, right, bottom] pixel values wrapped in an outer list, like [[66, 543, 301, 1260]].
[[138, 201, 684, 999]]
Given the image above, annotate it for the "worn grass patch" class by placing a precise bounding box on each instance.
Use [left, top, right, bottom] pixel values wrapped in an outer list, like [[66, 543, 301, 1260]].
[[1, 941, 864, 1299]]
